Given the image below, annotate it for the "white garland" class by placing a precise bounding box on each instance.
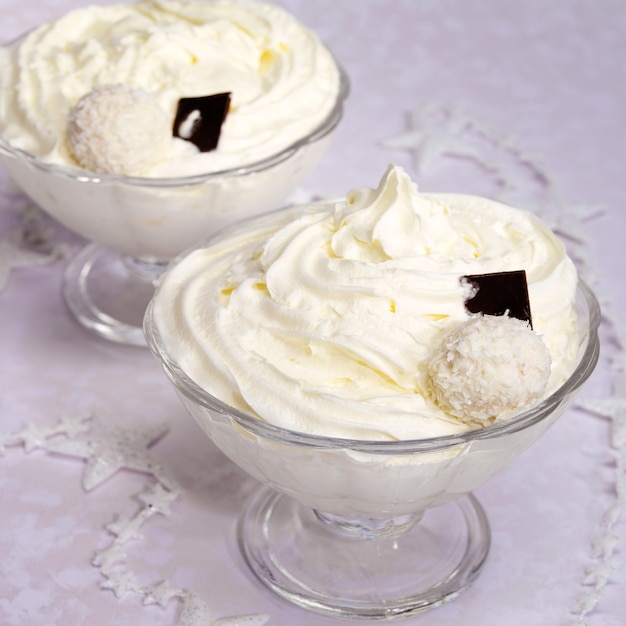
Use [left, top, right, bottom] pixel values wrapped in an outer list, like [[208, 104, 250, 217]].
[[0, 415, 269, 626]]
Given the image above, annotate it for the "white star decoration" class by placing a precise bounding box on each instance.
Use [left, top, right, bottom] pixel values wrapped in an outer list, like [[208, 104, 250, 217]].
[[532, 194, 605, 270], [143, 580, 184, 607], [578, 374, 626, 451], [106, 513, 147, 543], [0, 232, 53, 288], [176, 592, 270, 626], [382, 102, 555, 197], [383, 103, 479, 174], [100, 568, 140, 598], [92, 543, 127, 570], [578, 396, 626, 426], [92, 475, 270, 623], [0, 414, 91, 456], [105, 483, 180, 544], [42, 415, 171, 491], [1, 404, 274, 624], [176, 592, 216, 625], [139, 481, 179, 516], [13, 421, 53, 452], [0, 202, 66, 290], [382, 102, 605, 257], [572, 373, 626, 623]]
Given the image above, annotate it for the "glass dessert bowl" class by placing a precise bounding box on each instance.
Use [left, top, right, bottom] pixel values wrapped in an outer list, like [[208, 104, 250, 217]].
[[145, 268, 600, 619], [0, 0, 349, 346], [0, 91, 347, 345]]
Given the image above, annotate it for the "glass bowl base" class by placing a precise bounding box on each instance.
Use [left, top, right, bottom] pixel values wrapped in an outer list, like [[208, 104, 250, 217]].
[[62, 243, 165, 347], [239, 487, 490, 620]]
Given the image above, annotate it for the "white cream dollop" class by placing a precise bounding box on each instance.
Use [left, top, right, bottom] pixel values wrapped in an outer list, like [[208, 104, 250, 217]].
[[153, 164, 579, 440], [0, 0, 341, 176]]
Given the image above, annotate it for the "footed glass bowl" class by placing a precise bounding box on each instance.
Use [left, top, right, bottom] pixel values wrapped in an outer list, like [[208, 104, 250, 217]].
[[0, 50, 349, 346], [144, 281, 600, 620]]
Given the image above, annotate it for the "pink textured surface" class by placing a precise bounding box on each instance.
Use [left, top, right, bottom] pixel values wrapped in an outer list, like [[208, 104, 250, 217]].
[[1, 2, 625, 625]]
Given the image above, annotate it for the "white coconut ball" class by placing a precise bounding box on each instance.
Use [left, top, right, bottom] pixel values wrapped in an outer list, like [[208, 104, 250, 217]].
[[66, 84, 171, 175], [426, 315, 552, 427]]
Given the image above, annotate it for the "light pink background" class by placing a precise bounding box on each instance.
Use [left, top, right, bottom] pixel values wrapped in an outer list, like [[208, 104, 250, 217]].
[[1, 2, 625, 625]]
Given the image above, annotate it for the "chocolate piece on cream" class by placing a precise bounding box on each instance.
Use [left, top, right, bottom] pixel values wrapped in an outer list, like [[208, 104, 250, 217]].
[[173, 92, 231, 152], [462, 270, 533, 328]]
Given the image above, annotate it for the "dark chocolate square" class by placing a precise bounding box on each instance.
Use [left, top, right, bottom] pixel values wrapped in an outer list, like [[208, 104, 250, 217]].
[[173, 92, 231, 152], [461, 270, 532, 328]]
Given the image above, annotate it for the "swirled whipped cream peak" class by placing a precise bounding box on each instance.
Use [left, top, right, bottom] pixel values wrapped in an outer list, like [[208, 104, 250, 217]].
[[0, 0, 341, 176], [152, 164, 579, 440]]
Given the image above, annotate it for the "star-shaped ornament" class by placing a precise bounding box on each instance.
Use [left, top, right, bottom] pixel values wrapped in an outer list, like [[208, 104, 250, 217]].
[[100, 568, 139, 598], [0, 202, 66, 290], [578, 396, 626, 421], [535, 196, 605, 249], [383, 103, 479, 174], [579, 393, 626, 451], [0, 231, 58, 289], [577, 372, 626, 445], [42, 416, 170, 491], [54, 414, 93, 439], [92, 543, 127, 570], [142, 580, 184, 607], [176, 592, 216, 626], [139, 481, 180, 516], [106, 513, 146, 543], [0, 421, 48, 453], [0, 414, 92, 455], [15, 421, 50, 452]]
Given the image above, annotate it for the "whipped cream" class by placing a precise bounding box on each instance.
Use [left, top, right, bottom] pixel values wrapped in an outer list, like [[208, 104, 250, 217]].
[[0, 0, 341, 176], [153, 164, 579, 441]]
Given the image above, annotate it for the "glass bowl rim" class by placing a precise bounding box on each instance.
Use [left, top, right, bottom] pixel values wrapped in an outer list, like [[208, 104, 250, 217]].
[[0, 30, 350, 188], [144, 277, 601, 454]]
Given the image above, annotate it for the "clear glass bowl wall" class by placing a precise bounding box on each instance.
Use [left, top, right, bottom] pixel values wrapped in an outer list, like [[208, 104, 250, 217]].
[[0, 61, 350, 262], [145, 281, 600, 519]]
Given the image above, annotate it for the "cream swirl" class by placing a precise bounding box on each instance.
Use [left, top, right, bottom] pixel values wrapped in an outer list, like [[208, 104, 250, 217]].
[[153, 165, 579, 440], [0, 0, 340, 176]]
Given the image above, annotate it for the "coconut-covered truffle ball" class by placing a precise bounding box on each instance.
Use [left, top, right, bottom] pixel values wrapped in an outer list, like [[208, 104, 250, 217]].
[[66, 84, 171, 175], [426, 315, 551, 426]]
